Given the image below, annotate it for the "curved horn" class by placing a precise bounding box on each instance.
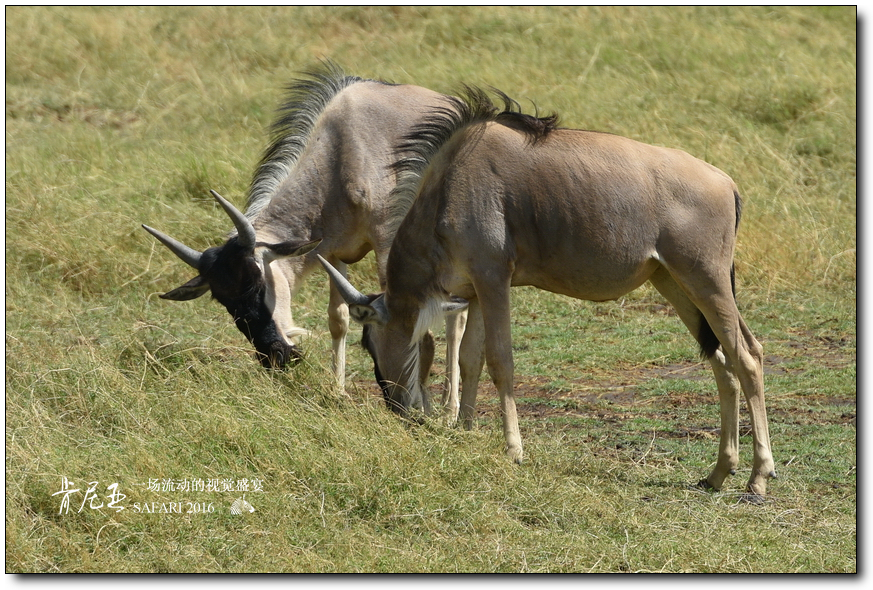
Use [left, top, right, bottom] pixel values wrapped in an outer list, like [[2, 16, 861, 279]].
[[316, 254, 372, 306], [211, 190, 256, 250], [142, 224, 202, 270]]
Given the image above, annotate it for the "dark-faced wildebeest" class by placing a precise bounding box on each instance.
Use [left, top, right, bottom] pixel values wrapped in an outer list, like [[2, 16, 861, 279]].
[[142, 63, 466, 418], [319, 87, 776, 501]]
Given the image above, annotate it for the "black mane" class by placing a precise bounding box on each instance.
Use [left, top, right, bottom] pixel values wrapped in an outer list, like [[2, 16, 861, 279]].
[[387, 85, 560, 234], [393, 85, 559, 176], [246, 61, 370, 218]]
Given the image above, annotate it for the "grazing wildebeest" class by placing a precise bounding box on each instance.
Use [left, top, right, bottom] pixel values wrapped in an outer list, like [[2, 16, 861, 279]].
[[319, 87, 776, 500], [142, 63, 467, 417]]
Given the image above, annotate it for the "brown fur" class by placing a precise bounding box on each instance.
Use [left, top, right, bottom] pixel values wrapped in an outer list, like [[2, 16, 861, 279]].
[[333, 87, 776, 499]]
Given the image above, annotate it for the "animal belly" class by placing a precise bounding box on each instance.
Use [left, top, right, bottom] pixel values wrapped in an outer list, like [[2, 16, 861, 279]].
[[512, 256, 657, 302]]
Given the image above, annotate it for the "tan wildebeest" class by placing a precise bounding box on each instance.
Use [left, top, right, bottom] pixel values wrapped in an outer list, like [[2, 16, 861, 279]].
[[320, 87, 776, 501], [142, 63, 466, 417]]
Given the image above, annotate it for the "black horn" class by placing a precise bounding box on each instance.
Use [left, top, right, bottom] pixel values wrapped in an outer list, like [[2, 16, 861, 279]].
[[211, 190, 257, 250], [142, 224, 203, 270]]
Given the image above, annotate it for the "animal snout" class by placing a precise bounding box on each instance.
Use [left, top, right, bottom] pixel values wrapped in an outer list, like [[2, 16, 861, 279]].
[[257, 341, 303, 369]]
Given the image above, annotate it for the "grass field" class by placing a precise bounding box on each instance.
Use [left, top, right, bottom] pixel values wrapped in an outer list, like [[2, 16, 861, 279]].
[[5, 6, 856, 572]]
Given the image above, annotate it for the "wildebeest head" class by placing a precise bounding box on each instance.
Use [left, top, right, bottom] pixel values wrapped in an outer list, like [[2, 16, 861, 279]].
[[317, 255, 465, 416], [143, 190, 320, 368]]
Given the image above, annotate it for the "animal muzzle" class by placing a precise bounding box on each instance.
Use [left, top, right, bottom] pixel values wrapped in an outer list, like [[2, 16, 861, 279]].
[[255, 340, 303, 369], [386, 390, 425, 424]]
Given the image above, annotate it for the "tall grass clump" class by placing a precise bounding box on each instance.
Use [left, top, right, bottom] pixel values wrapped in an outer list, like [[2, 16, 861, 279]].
[[6, 6, 855, 572]]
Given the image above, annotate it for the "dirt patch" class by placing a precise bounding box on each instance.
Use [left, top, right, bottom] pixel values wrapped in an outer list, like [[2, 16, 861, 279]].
[[350, 335, 855, 430], [785, 341, 855, 369]]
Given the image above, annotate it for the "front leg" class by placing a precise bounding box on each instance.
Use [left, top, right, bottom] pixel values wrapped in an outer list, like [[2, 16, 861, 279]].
[[476, 282, 522, 464], [417, 330, 437, 416], [327, 259, 350, 389], [458, 300, 485, 431], [443, 308, 468, 424]]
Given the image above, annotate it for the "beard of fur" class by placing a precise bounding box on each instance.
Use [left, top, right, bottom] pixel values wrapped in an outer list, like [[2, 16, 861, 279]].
[[398, 296, 446, 405]]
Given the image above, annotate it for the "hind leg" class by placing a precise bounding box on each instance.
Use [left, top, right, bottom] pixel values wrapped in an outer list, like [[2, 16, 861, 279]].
[[733, 314, 776, 498], [649, 267, 774, 497], [670, 267, 774, 497], [699, 299, 774, 498], [649, 268, 741, 489]]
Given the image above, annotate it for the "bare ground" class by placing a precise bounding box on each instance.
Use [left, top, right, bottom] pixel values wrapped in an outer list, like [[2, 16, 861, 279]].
[[350, 332, 856, 432]]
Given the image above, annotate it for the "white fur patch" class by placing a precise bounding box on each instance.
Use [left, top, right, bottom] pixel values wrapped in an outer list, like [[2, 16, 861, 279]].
[[400, 296, 447, 402], [411, 297, 447, 345]]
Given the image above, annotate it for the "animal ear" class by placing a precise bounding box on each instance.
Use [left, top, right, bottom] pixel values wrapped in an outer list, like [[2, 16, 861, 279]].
[[260, 238, 322, 261], [442, 296, 469, 314], [159, 276, 210, 301], [349, 295, 389, 325]]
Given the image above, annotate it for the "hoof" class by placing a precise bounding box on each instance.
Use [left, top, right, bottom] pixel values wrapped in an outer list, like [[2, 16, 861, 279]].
[[442, 412, 459, 428], [738, 492, 766, 505], [695, 478, 716, 491], [506, 447, 524, 465]]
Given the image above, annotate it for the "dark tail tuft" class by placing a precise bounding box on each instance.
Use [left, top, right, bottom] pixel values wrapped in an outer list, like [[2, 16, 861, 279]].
[[734, 189, 743, 232], [730, 263, 736, 297], [698, 261, 737, 359], [697, 312, 721, 360]]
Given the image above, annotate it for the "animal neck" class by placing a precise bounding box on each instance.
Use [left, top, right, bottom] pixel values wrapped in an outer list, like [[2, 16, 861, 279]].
[[246, 64, 362, 218], [250, 156, 333, 243], [386, 236, 443, 317]]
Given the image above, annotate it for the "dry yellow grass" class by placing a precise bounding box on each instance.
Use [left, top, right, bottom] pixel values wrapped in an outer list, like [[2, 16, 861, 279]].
[[6, 6, 856, 572]]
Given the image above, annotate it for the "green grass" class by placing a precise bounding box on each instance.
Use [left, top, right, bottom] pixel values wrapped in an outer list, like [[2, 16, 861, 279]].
[[5, 6, 856, 572]]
